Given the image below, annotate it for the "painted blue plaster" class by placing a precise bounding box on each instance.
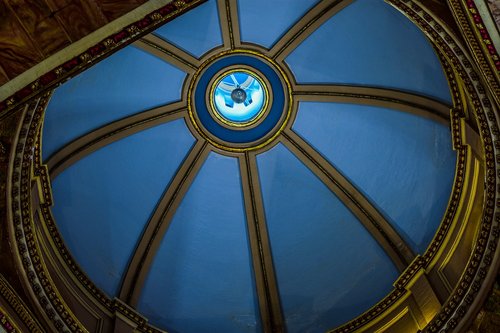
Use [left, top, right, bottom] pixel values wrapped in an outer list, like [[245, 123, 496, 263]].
[[153, 0, 222, 58], [293, 102, 456, 254], [51, 119, 195, 297], [42, 45, 186, 160], [286, 0, 452, 104], [257, 143, 399, 332], [137, 152, 261, 333], [238, 0, 320, 49]]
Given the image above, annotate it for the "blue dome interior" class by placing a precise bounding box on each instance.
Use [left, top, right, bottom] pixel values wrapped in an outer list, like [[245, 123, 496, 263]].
[[42, 1, 456, 332]]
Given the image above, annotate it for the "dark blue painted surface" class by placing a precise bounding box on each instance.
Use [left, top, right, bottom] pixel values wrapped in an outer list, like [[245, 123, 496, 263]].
[[43, 0, 459, 329], [51, 119, 195, 297], [257, 143, 399, 332], [137, 152, 261, 333], [286, 0, 452, 104], [238, 0, 321, 49], [154, 0, 222, 58], [293, 102, 456, 254], [42, 45, 186, 160]]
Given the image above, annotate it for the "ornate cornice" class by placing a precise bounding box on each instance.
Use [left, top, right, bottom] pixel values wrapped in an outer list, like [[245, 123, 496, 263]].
[[10, 95, 90, 332], [0, 308, 19, 333], [2, 1, 500, 332], [0, 274, 43, 332], [448, 0, 500, 105]]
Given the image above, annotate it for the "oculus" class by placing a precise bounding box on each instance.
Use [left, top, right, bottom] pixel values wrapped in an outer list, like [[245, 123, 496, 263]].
[[211, 70, 267, 127], [188, 51, 291, 152]]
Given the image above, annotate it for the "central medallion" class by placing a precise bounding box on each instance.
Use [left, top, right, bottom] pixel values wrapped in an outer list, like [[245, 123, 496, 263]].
[[210, 70, 268, 127], [187, 50, 292, 152]]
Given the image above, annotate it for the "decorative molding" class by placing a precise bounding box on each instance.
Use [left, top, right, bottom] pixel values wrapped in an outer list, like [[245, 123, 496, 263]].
[[3, 1, 208, 332], [0, 307, 20, 333], [465, 0, 500, 70], [0, 0, 207, 120], [8, 94, 87, 332], [448, 0, 500, 106], [373, 2, 499, 333], [0, 274, 43, 333], [466, 275, 500, 332]]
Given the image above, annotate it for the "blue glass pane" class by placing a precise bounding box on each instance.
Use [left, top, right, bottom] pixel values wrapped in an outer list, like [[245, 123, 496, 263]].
[[238, 0, 320, 49], [213, 71, 266, 123], [293, 102, 456, 254], [153, 0, 222, 57], [42, 45, 186, 160], [51, 119, 195, 297], [137, 152, 261, 333], [286, 0, 452, 104], [257, 143, 399, 332]]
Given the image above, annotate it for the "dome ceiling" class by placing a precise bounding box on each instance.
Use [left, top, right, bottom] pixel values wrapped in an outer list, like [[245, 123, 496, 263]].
[[41, 0, 457, 332]]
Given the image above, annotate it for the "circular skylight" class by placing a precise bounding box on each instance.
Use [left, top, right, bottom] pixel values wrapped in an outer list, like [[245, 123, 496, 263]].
[[212, 70, 267, 126], [188, 51, 291, 151]]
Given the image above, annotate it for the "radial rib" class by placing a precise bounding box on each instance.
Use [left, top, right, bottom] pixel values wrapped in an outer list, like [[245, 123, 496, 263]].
[[239, 152, 285, 333], [217, 0, 241, 50], [269, 0, 353, 61], [47, 102, 186, 179], [134, 34, 200, 72], [119, 140, 210, 306], [281, 130, 415, 271], [293, 84, 451, 124]]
